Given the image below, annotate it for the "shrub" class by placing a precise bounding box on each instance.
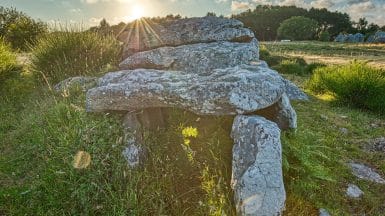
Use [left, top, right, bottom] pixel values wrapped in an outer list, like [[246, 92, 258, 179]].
[[318, 31, 331, 42], [307, 62, 385, 113], [0, 7, 47, 50], [277, 16, 319, 41], [0, 38, 18, 83], [273, 59, 306, 75], [30, 30, 121, 84], [259, 45, 287, 67]]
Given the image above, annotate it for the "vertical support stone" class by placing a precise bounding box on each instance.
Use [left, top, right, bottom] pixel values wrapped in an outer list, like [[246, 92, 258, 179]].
[[253, 93, 297, 130], [122, 108, 167, 168], [276, 93, 297, 130], [231, 115, 286, 216], [122, 112, 145, 168]]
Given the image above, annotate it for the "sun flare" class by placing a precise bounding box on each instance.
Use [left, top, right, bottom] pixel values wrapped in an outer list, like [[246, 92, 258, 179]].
[[131, 4, 145, 20]]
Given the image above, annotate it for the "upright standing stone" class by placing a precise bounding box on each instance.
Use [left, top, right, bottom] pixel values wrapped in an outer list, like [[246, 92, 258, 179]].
[[231, 115, 286, 216]]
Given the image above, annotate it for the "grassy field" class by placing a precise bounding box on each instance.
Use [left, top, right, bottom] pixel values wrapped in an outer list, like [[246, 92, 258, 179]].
[[1, 42, 385, 215], [262, 41, 385, 69]]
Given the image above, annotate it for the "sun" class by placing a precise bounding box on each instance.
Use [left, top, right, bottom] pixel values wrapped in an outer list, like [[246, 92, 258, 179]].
[[131, 4, 145, 20]]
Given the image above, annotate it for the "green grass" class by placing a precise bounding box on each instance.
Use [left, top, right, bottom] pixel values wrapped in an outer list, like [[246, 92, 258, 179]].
[[0, 38, 20, 83], [30, 30, 121, 84], [1, 42, 385, 215], [262, 41, 385, 57], [307, 61, 385, 114], [0, 74, 236, 215]]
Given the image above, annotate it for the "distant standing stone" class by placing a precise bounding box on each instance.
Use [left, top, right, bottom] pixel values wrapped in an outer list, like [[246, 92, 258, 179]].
[[348, 162, 385, 184], [346, 184, 364, 198]]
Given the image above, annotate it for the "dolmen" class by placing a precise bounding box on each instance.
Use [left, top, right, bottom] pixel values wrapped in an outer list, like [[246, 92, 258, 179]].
[[84, 16, 308, 216]]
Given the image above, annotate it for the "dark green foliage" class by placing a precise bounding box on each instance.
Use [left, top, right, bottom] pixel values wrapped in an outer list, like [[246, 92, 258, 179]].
[[30, 31, 121, 84], [0, 7, 47, 50], [277, 16, 319, 41], [318, 31, 331, 41], [306, 8, 353, 37], [234, 5, 353, 41], [88, 18, 114, 37], [308, 62, 385, 114], [234, 5, 308, 41]]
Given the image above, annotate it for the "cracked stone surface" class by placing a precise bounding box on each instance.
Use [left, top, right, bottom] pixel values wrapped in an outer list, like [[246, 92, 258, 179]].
[[283, 79, 309, 101], [120, 39, 260, 73], [86, 64, 292, 117], [82, 16, 299, 215], [231, 115, 285, 216], [121, 16, 255, 58], [122, 113, 146, 168]]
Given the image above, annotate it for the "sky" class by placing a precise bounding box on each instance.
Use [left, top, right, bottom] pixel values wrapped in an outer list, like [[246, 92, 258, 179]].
[[1, 0, 384, 26]]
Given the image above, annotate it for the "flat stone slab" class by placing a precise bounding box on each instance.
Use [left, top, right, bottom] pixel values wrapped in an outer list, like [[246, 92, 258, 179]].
[[120, 39, 260, 74], [86, 64, 287, 116], [348, 162, 385, 184], [121, 16, 255, 58]]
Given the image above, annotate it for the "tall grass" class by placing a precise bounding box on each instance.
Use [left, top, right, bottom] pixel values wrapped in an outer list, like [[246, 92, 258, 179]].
[[30, 30, 121, 84], [0, 38, 18, 83], [307, 61, 385, 114]]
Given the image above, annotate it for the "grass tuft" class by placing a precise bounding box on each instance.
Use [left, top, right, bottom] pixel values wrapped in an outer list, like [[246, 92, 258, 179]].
[[307, 61, 385, 114], [30, 29, 121, 84]]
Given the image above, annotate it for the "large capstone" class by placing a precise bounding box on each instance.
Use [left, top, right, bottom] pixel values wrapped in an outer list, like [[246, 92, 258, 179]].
[[231, 115, 286, 216], [120, 39, 259, 73], [121, 16, 255, 58], [87, 64, 287, 115]]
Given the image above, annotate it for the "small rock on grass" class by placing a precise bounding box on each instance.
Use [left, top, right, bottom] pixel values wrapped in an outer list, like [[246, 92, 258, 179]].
[[339, 128, 349, 135], [346, 184, 364, 198], [320, 114, 328, 121], [319, 208, 331, 216], [348, 162, 385, 184]]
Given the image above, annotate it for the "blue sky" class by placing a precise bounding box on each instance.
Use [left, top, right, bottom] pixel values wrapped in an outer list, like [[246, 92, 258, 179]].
[[1, 0, 384, 26]]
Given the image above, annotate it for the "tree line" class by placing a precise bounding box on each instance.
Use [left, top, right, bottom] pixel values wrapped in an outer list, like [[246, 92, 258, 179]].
[[232, 5, 385, 41]]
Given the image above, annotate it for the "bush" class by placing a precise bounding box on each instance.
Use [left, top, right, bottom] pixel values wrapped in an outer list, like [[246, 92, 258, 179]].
[[30, 31, 121, 84], [0, 7, 47, 50], [307, 62, 385, 113], [273, 59, 306, 75], [0, 38, 18, 83], [277, 16, 319, 41], [318, 31, 331, 41]]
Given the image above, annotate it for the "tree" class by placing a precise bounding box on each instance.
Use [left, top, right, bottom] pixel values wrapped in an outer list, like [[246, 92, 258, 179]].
[[318, 31, 331, 41], [355, 17, 368, 32], [234, 5, 308, 41], [0, 6, 47, 50], [277, 16, 319, 41], [206, 12, 217, 17], [306, 7, 353, 37], [233, 5, 354, 40]]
